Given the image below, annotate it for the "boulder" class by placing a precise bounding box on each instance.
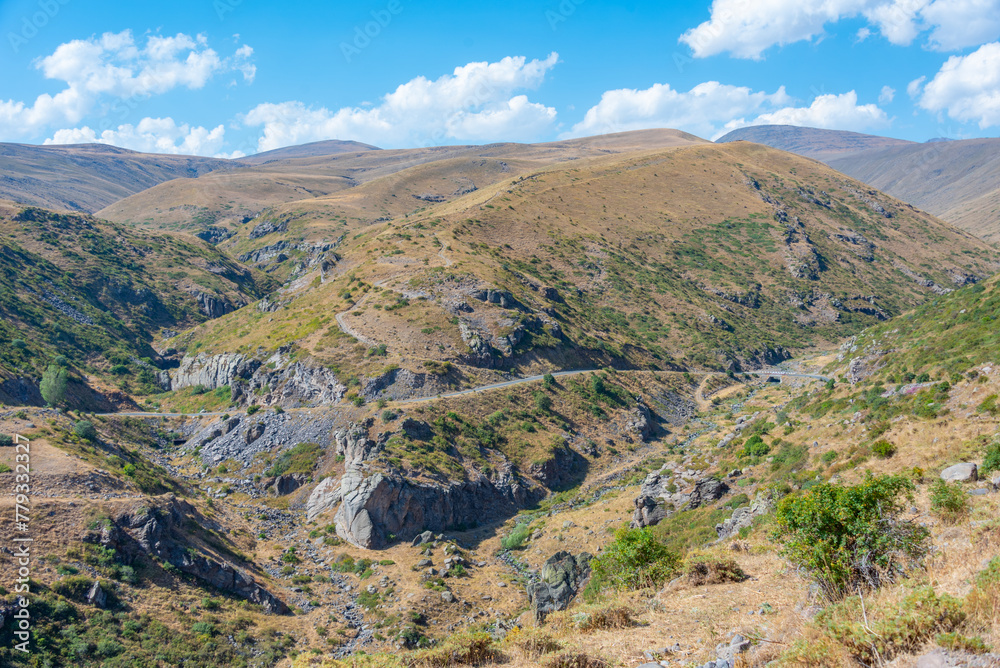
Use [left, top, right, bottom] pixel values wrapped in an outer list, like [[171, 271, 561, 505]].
[[306, 476, 342, 520], [86, 581, 107, 608], [941, 463, 978, 483], [686, 477, 730, 510], [526, 551, 592, 623], [268, 473, 307, 496]]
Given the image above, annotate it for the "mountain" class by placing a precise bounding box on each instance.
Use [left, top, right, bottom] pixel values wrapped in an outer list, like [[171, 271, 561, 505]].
[[0, 143, 231, 213], [716, 125, 1000, 243], [3, 131, 1000, 668], [716, 124, 914, 161], [96, 129, 709, 233], [825, 138, 1000, 243], [234, 139, 381, 165], [0, 200, 274, 407], [172, 139, 998, 397]]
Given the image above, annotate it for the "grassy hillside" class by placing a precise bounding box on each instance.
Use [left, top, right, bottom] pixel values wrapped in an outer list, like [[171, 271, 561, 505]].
[[838, 272, 1000, 383], [0, 143, 230, 213], [97, 130, 708, 234], [716, 124, 914, 162], [176, 141, 999, 384], [826, 138, 1000, 244], [0, 201, 275, 401]]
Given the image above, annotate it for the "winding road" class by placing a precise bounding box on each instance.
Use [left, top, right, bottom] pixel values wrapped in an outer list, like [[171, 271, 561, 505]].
[[104, 367, 829, 417]]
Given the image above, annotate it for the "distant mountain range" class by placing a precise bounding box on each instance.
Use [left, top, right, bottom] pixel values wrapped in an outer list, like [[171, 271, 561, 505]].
[[717, 125, 1000, 243]]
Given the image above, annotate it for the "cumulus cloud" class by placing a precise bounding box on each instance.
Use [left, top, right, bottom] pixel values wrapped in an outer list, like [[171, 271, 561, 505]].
[[680, 0, 1000, 59], [721, 91, 891, 136], [565, 82, 887, 140], [918, 41, 1000, 127], [242, 53, 559, 150], [0, 30, 254, 137], [45, 117, 231, 157], [565, 82, 791, 139], [879, 85, 896, 104]]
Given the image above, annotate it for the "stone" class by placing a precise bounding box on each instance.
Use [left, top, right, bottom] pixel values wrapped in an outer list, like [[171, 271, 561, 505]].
[[441, 591, 455, 603], [86, 581, 106, 608], [940, 463, 978, 482], [306, 476, 342, 520], [526, 551, 592, 623]]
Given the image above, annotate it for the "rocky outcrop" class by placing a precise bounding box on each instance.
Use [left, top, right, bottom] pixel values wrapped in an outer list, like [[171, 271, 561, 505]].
[[171, 353, 260, 391], [527, 441, 587, 488], [686, 477, 730, 510], [632, 474, 730, 528], [170, 353, 346, 407], [195, 291, 239, 319], [195, 227, 235, 244], [260, 473, 307, 496], [307, 476, 342, 520], [94, 500, 288, 614], [626, 403, 654, 441], [526, 551, 592, 623], [249, 219, 287, 239], [334, 464, 540, 549], [716, 492, 774, 540]]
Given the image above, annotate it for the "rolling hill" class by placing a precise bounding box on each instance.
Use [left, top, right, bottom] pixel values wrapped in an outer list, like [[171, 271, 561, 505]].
[[96, 129, 709, 233], [717, 125, 1000, 243], [169, 139, 999, 405], [0, 142, 232, 213], [716, 124, 914, 162]]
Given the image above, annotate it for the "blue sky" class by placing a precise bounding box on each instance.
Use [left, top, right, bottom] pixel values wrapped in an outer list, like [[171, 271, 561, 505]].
[[1, 0, 999, 156]]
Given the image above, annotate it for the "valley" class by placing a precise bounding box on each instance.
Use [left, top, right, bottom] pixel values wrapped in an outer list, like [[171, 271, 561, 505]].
[[0, 129, 999, 668]]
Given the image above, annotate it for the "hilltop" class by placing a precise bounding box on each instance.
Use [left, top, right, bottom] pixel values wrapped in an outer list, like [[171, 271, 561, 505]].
[[715, 125, 914, 162]]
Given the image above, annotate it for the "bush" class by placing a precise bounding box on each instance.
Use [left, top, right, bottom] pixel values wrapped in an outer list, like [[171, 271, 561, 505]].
[[500, 523, 531, 550], [246, 404, 260, 415], [571, 605, 636, 631], [0, 434, 13, 447], [742, 434, 770, 458], [686, 559, 748, 586], [871, 439, 896, 458], [73, 420, 97, 441], [504, 627, 561, 659], [542, 373, 556, 389], [590, 527, 681, 590], [930, 479, 968, 522], [40, 364, 68, 406], [544, 652, 609, 668], [772, 474, 929, 599], [533, 391, 553, 412], [816, 586, 965, 663], [981, 442, 1000, 476]]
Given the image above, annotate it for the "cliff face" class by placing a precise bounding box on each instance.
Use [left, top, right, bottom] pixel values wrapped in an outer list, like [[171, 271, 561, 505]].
[[90, 498, 289, 614]]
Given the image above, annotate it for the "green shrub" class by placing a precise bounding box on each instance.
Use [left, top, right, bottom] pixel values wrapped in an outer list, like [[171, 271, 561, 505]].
[[500, 523, 531, 550], [981, 442, 1000, 476], [590, 527, 681, 590], [742, 434, 770, 457], [936, 632, 990, 654], [265, 442, 323, 477], [246, 404, 260, 415], [73, 420, 97, 441], [772, 474, 929, 599], [976, 394, 998, 415], [40, 364, 68, 406], [0, 434, 13, 447], [871, 439, 896, 458], [930, 479, 968, 522]]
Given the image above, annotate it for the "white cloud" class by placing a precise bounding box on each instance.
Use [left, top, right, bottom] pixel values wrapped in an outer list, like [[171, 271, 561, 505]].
[[879, 85, 896, 104], [0, 30, 254, 137], [721, 91, 891, 137], [45, 117, 230, 157], [918, 41, 1000, 127], [565, 82, 887, 140], [242, 54, 559, 150], [680, 0, 1000, 59], [907, 76, 927, 97], [565, 82, 791, 140]]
